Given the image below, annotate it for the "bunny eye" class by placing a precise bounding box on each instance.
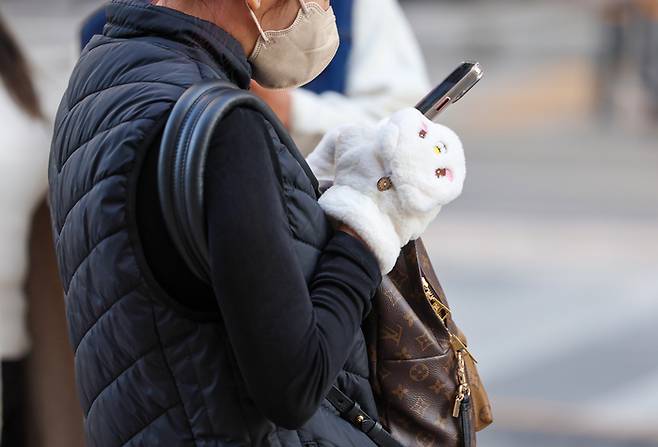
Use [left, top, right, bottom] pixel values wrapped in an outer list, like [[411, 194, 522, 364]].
[[433, 143, 447, 155]]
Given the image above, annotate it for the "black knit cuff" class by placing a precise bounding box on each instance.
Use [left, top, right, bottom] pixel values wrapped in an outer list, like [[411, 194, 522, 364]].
[[331, 231, 383, 289]]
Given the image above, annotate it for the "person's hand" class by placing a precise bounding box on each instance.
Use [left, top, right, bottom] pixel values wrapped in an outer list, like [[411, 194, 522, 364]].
[[307, 108, 466, 273], [250, 80, 292, 129]]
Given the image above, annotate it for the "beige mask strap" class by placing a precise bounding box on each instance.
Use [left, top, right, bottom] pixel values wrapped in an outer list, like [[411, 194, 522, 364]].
[[246, 1, 269, 42], [247, 0, 309, 43]]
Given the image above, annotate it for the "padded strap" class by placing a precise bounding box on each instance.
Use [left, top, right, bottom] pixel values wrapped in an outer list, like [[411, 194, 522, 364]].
[[158, 81, 320, 282]]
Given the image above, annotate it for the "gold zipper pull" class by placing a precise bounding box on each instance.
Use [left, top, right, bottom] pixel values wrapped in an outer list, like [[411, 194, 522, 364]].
[[421, 277, 451, 323], [452, 391, 465, 418], [453, 351, 471, 418], [421, 277, 476, 420], [422, 276, 478, 364]]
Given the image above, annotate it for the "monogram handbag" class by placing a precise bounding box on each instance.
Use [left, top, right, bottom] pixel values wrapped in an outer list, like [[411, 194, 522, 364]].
[[365, 239, 493, 447]]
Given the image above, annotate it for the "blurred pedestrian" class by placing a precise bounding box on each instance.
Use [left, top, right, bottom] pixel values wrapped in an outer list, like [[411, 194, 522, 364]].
[[80, 6, 106, 52], [0, 12, 49, 447], [594, 0, 632, 120], [591, 0, 658, 123], [638, 0, 658, 121]]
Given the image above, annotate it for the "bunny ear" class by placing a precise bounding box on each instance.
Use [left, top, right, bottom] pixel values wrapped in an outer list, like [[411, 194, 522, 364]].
[[306, 128, 340, 180]]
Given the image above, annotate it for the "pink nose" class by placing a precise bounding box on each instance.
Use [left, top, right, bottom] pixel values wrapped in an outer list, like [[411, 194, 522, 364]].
[[436, 168, 454, 182]]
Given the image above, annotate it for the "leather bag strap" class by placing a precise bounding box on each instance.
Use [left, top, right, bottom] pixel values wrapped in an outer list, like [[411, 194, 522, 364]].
[[157, 81, 396, 446], [326, 387, 403, 447], [158, 81, 320, 282]]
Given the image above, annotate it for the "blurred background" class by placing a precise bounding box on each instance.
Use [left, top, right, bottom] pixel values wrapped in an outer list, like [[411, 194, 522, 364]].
[[1, 0, 657, 446]]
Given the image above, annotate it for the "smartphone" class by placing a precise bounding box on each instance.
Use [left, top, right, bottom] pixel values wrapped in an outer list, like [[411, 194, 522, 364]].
[[415, 61, 483, 121]]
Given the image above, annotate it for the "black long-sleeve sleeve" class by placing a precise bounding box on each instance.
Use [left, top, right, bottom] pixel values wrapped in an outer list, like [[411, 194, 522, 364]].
[[204, 108, 382, 429]]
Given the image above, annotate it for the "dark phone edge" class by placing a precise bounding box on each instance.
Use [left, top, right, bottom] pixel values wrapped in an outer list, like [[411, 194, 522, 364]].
[[415, 62, 481, 116]]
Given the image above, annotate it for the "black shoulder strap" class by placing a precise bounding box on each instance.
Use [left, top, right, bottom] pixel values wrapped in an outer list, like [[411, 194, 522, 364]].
[[157, 81, 401, 447], [158, 81, 319, 282]]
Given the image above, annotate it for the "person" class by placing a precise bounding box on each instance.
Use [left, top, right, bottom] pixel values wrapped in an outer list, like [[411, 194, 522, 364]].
[[79, 5, 107, 51], [593, 0, 632, 120], [591, 0, 658, 123], [48, 1, 457, 445], [638, 0, 658, 121], [0, 12, 49, 447], [78, 0, 430, 154]]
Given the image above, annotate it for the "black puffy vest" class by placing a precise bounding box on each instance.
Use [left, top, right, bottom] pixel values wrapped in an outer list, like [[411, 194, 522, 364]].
[[48, 2, 377, 446]]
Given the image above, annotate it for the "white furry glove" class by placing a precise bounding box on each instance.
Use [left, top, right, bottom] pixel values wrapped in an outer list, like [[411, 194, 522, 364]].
[[306, 108, 466, 273]]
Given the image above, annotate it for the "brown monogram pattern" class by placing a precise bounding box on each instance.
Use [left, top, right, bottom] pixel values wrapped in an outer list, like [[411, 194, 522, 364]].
[[364, 239, 493, 447]]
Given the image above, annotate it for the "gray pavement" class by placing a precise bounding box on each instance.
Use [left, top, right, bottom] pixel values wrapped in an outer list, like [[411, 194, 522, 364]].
[[3, 1, 658, 446], [405, 2, 658, 446]]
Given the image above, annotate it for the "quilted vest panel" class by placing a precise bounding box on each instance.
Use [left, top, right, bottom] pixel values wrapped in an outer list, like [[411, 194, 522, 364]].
[[48, 2, 377, 446]]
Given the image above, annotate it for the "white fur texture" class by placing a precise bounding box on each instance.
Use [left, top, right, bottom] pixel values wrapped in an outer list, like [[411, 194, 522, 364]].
[[307, 108, 466, 273]]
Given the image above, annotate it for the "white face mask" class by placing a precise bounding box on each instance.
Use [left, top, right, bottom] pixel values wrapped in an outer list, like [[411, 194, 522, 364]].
[[247, 0, 340, 89]]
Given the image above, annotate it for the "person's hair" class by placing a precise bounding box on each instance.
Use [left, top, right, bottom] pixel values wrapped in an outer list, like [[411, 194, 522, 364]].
[[0, 13, 43, 119]]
